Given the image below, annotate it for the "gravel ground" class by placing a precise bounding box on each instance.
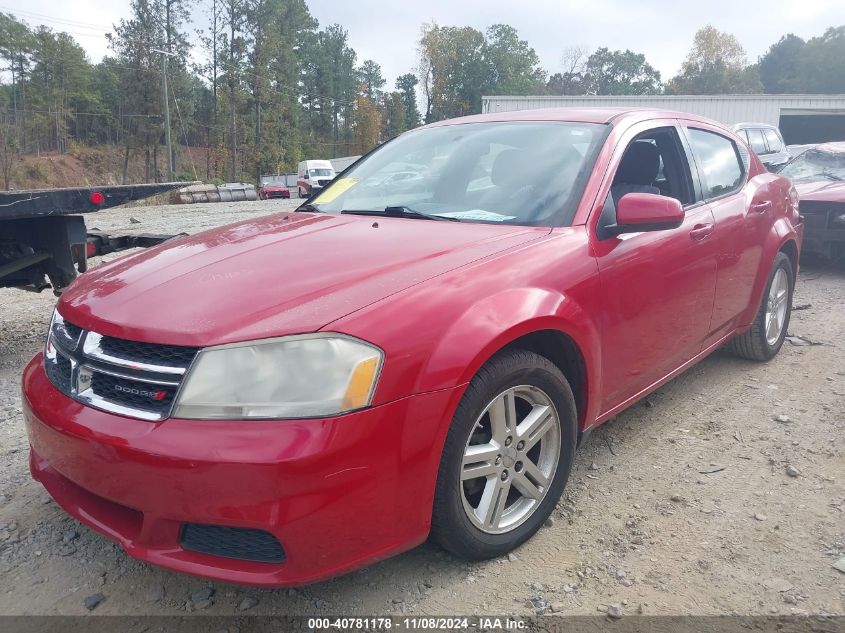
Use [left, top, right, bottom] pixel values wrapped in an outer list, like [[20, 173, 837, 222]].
[[0, 200, 843, 617]]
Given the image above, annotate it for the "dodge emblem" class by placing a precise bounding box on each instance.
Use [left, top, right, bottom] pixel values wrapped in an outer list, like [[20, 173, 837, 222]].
[[77, 366, 93, 393]]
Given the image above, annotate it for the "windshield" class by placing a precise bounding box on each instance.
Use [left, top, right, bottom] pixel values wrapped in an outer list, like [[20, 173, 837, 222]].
[[780, 149, 845, 182], [261, 176, 286, 185], [310, 169, 334, 177], [307, 121, 608, 226]]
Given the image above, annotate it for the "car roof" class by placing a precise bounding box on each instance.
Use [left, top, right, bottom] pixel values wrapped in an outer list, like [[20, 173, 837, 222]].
[[422, 107, 728, 129], [732, 122, 780, 131]]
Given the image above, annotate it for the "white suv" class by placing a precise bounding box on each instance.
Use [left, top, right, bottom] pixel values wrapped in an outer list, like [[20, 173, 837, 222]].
[[732, 123, 790, 172]]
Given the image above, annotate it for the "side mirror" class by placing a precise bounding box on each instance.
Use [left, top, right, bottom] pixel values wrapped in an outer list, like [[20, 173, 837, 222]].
[[606, 193, 684, 237], [303, 173, 310, 180]]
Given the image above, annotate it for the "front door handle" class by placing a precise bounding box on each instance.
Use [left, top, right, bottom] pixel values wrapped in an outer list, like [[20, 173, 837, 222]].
[[689, 223, 714, 241], [750, 200, 772, 213]]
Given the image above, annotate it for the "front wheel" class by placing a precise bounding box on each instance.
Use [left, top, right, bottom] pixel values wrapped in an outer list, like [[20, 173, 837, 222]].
[[727, 251, 793, 361], [431, 350, 577, 560]]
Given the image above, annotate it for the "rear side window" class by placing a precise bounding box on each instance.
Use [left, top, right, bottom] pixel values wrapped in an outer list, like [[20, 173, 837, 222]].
[[687, 129, 745, 199], [745, 128, 769, 154], [763, 129, 784, 153]]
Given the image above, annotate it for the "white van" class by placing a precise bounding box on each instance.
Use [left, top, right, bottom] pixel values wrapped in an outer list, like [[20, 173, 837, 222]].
[[297, 160, 337, 198]]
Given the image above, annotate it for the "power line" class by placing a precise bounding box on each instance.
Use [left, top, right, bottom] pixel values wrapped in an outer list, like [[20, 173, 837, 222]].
[[0, 6, 112, 31], [0, 5, 364, 108], [2, 108, 160, 118]]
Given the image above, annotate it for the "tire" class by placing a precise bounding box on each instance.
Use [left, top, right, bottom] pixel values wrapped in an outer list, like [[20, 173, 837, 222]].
[[727, 251, 793, 362], [431, 349, 577, 560], [299, 188, 306, 199]]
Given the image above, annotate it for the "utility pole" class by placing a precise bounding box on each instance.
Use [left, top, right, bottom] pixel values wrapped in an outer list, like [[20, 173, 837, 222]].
[[152, 48, 177, 181]]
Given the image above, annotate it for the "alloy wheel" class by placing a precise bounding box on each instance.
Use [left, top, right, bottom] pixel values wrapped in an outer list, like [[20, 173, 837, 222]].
[[765, 268, 789, 346], [460, 386, 561, 534]]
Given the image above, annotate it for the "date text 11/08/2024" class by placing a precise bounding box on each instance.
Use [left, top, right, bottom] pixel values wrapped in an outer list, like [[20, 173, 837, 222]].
[[308, 617, 527, 630]]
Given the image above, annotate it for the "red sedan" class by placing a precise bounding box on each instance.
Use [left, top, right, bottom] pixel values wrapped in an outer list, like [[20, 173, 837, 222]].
[[258, 177, 291, 200], [23, 108, 802, 587]]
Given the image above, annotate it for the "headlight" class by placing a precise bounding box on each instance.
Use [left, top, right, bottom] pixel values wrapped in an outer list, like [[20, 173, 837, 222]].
[[172, 334, 383, 420]]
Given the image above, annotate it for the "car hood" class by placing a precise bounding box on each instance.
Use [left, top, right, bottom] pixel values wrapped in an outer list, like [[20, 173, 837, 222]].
[[59, 212, 547, 346], [261, 185, 288, 190], [794, 180, 845, 203]]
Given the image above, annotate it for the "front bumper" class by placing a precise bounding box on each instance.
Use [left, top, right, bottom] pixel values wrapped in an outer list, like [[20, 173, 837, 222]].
[[23, 354, 461, 586], [799, 202, 845, 258]]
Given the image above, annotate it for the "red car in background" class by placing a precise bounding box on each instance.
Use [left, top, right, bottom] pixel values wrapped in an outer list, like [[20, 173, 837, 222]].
[[779, 142, 845, 259], [23, 108, 802, 587], [258, 176, 291, 200]]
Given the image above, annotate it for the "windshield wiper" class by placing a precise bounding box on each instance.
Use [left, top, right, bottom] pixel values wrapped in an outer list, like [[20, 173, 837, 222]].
[[822, 171, 844, 182], [341, 206, 460, 222], [297, 203, 321, 212]]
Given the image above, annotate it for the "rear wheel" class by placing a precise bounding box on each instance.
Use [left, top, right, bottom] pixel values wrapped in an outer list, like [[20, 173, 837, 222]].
[[727, 252, 793, 361], [299, 188, 306, 199], [431, 350, 577, 560]]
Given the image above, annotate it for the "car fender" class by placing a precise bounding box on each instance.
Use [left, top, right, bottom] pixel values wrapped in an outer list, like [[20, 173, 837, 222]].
[[738, 216, 800, 328], [417, 286, 602, 428]]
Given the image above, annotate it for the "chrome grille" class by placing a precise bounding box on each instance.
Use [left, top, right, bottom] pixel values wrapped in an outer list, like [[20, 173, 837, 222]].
[[44, 351, 73, 393], [44, 311, 198, 421]]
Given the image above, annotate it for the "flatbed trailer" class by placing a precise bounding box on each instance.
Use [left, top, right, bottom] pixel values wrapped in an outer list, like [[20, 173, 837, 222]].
[[0, 183, 186, 294]]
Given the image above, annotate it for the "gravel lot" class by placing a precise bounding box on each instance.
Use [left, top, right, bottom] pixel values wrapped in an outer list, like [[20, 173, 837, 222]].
[[0, 200, 843, 617]]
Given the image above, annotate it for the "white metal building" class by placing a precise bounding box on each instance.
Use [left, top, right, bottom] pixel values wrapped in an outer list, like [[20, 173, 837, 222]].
[[481, 95, 845, 144], [330, 155, 361, 172]]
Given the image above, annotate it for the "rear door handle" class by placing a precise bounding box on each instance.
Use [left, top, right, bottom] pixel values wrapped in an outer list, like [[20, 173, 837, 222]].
[[750, 200, 772, 213], [689, 223, 714, 241]]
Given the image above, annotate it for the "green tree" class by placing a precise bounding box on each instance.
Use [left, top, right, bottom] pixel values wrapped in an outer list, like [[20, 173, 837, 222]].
[[357, 59, 386, 100], [759, 34, 806, 93], [668, 25, 762, 94], [243, 0, 317, 178], [107, 0, 166, 180], [582, 47, 662, 95], [483, 24, 545, 95], [418, 23, 488, 121], [262, 0, 317, 169], [395, 72, 420, 128], [381, 91, 406, 139], [218, 0, 249, 180], [0, 13, 35, 150], [801, 26, 845, 93], [29, 28, 97, 153], [419, 23, 550, 121], [301, 24, 357, 157]]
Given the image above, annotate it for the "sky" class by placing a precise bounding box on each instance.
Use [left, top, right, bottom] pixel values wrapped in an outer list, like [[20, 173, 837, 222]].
[[2, 0, 845, 88]]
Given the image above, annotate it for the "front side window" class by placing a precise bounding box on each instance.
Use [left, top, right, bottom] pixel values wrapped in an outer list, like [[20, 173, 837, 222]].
[[307, 121, 609, 226], [687, 129, 745, 199], [596, 126, 695, 239]]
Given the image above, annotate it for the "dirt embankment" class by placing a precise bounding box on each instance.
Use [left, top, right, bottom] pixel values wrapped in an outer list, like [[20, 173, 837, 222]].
[[0, 200, 843, 617], [7, 145, 212, 191]]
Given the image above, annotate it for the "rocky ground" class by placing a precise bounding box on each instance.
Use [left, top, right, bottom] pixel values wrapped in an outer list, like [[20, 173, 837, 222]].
[[0, 200, 843, 618]]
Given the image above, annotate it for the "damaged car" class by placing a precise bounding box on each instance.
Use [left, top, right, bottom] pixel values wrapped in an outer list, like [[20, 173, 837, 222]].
[[780, 142, 845, 259]]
